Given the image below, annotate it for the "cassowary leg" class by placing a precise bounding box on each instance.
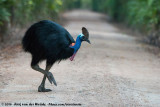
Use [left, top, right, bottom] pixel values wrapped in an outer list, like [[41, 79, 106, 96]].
[[31, 64, 56, 85], [31, 57, 56, 85], [38, 65, 53, 92]]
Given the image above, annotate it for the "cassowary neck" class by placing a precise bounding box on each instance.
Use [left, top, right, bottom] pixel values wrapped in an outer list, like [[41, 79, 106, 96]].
[[71, 36, 82, 53], [69, 36, 82, 61], [75, 36, 82, 47]]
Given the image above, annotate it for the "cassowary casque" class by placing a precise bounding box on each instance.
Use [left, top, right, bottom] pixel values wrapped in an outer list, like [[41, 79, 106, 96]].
[[22, 20, 90, 92]]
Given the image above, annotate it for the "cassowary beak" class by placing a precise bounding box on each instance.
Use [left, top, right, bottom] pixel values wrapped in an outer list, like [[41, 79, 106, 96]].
[[86, 39, 91, 44]]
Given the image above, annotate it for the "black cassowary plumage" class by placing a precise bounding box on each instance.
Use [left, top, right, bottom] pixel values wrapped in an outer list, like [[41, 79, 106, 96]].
[[22, 20, 75, 66]]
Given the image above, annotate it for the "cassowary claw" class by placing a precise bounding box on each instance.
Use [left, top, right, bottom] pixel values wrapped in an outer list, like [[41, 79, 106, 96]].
[[38, 86, 52, 92], [46, 72, 57, 86]]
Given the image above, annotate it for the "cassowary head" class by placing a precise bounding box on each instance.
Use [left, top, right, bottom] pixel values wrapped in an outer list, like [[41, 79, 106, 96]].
[[70, 27, 91, 61], [80, 27, 91, 44]]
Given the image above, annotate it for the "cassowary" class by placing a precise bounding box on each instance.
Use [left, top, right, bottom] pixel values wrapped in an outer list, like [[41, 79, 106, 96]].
[[22, 20, 90, 92]]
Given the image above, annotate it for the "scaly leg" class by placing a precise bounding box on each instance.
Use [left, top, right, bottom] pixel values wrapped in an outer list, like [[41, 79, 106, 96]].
[[38, 65, 57, 92], [31, 56, 57, 92], [31, 65, 56, 85]]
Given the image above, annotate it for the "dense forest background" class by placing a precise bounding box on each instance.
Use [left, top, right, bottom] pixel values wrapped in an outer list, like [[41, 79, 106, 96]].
[[0, 0, 160, 46]]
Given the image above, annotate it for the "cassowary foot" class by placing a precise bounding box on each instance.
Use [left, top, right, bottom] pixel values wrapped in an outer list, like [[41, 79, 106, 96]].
[[46, 72, 57, 86], [38, 86, 52, 92]]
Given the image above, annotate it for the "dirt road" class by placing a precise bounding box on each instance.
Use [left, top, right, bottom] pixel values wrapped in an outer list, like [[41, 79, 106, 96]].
[[0, 10, 160, 106]]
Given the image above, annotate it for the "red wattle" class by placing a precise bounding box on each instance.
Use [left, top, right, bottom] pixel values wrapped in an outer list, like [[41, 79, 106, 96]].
[[70, 52, 77, 61]]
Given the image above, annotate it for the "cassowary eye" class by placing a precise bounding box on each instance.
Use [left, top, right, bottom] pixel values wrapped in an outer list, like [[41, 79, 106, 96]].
[[80, 36, 85, 40]]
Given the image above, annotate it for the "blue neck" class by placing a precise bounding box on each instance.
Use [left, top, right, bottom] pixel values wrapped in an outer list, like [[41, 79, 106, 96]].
[[70, 35, 82, 53]]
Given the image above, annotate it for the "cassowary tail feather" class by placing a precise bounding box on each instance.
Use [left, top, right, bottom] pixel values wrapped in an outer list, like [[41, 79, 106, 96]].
[[22, 25, 36, 52]]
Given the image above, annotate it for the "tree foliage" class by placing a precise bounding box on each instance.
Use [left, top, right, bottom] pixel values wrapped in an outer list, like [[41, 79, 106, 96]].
[[93, 0, 160, 33], [0, 0, 63, 41], [1, 0, 160, 42], [62, 0, 82, 10], [0, 0, 63, 26]]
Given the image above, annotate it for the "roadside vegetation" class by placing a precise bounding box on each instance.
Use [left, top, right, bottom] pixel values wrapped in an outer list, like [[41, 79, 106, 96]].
[[93, 0, 160, 47], [0, 0, 160, 47]]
